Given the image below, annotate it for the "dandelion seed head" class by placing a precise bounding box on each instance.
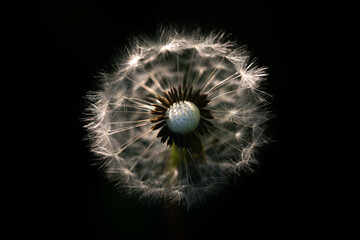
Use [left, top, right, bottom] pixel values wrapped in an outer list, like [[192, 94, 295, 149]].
[[84, 27, 271, 208]]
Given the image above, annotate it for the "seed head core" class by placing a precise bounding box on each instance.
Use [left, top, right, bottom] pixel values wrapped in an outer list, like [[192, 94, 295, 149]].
[[166, 101, 200, 134]]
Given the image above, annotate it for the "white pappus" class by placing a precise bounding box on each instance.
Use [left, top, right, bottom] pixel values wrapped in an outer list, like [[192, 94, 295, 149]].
[[84, 27, 271, 208]]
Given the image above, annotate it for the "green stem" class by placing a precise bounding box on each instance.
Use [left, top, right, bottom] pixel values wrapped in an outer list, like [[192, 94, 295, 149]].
[[168, 134, 204, 170]]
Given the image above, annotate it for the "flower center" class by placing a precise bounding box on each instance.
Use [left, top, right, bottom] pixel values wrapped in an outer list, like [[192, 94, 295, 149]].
[[165, 101, 200, 134]]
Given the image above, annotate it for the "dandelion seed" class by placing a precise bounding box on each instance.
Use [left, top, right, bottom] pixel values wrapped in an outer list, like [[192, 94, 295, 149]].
[[84, 27, 271, 208]]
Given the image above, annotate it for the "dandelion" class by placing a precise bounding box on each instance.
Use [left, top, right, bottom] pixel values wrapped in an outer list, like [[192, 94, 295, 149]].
[[84, 28, 270, 207]]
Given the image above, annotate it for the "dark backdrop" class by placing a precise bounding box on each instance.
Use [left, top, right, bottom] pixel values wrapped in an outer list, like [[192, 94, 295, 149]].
[[8, 1, 336, 239]]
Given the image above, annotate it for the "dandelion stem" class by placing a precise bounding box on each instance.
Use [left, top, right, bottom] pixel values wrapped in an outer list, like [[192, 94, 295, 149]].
[[167, 134, 205, 172]]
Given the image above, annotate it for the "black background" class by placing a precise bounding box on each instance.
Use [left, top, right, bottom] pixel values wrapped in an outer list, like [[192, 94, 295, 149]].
[[8, 1, 338, 239]]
